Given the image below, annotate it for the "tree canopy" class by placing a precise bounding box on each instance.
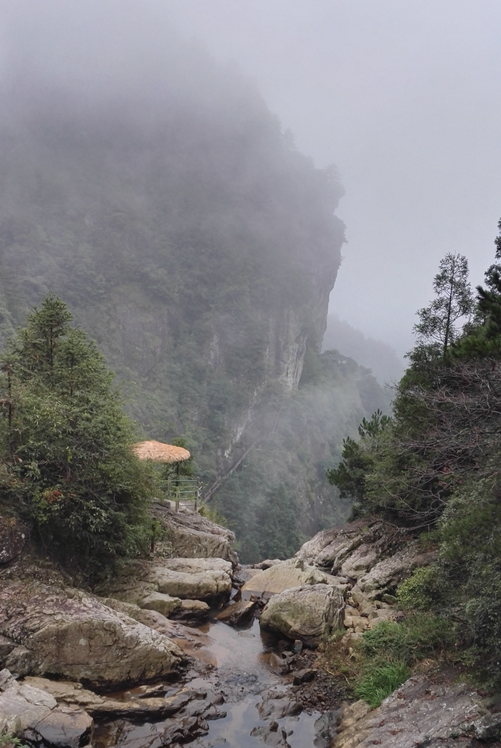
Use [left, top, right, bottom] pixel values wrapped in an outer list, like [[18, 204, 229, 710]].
[[0, 295, 153, 582], [329, 221, 501, 684]]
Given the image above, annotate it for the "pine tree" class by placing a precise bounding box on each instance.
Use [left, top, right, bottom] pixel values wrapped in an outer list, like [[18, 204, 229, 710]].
[[0, 295, 153, 582], [413, 253, 473, 360]]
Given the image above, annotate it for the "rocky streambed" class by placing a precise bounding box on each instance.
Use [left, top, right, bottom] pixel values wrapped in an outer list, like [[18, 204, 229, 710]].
[[2, 508, 501, 748]]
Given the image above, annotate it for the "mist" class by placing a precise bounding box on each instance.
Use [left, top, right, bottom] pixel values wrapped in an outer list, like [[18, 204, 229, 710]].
[[166, 0, 501, 356], [2, 1, 499, 356]]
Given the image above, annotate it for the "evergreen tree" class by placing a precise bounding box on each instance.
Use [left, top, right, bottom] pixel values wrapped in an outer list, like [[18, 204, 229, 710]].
[[0, 295, 153, 582], [413, 253, 473, 360]]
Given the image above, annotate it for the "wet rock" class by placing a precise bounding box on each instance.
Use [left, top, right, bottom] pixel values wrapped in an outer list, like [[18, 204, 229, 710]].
[[260, 584, 345, 647], [0, 517, 28, 565], [268, 652, 294, 675], [250, 721, 291, 747], [232, 567, 262, 586], [216, 600, 256, 626], [333, 674, 489, 747], [313, 709, 344, 748], [98, 690, 227, 747], [241, 558, 336, 601], [292, 668, 316, 685], [0, 581, 185, 688], [257, 690, 302, 720], [170, 599, 211, 625], [28, 704, 93, 748]]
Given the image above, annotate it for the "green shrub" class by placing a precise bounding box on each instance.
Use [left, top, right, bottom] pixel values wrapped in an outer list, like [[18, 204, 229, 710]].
[[354, 661, 410, 707], [397, 566, 438, 610], [361, 615, 454, 666]]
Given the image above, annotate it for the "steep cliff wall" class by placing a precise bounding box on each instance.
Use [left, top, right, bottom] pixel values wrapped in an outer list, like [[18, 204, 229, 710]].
[[0, 47, 345, 490]]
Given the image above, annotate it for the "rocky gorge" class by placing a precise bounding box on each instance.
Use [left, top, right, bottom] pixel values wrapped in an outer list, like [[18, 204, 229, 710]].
[[1, 506, 500, 748]]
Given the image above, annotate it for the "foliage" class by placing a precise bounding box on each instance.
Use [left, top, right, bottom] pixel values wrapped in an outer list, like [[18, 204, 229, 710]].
[[0, 733, 28, 748], [327, 222, 501, 684], [413, 253, 473, 360], [0, 296, 154, 582], [354, 661, 410, 707], [327, 409, 392, 510]]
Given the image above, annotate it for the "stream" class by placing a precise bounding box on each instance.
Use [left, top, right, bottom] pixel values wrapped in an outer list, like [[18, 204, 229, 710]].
[[93, 616, 335, 748]]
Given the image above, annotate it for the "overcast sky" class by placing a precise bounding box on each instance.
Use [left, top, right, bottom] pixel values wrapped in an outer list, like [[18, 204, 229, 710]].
[[2, 0, 501, 357], [165, 0, 501, 356]]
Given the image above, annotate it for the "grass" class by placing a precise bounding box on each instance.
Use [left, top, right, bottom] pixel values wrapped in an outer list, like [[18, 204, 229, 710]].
[[354, 661, 411, 707], [317, 613, 455, 709]]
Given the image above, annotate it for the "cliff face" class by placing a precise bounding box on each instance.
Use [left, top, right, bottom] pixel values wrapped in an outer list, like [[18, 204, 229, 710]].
[[0, 55, 345, 487]]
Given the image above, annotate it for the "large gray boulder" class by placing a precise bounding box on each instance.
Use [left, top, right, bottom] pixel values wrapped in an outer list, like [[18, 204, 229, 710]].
[[106, 557, 233, 608], [352, 542, 436, 601], [0, 581, 185, 688], [259, 584, 345, 646], [241, 558, 337, 601]]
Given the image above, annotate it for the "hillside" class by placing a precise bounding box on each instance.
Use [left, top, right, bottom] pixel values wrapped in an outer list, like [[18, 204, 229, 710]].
[[0, 30, 388, 559]]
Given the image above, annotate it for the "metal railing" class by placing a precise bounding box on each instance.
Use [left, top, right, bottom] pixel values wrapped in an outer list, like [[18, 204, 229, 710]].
[[166, 477, 202, 512]]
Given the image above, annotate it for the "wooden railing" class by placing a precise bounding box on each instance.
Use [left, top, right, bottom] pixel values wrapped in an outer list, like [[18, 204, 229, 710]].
[[167, 477, 202, 512]]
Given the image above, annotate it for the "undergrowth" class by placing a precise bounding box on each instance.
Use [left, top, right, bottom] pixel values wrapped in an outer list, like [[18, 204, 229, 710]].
[[318, 612, 454, 708]]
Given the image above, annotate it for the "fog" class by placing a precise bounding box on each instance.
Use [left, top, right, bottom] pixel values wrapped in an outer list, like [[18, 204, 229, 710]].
[[166, 0, 501, 357], [2, 0, 501, 357]]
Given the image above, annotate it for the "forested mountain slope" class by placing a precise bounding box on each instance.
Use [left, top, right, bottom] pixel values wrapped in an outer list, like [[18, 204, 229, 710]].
[[0, 32, 387, 559]]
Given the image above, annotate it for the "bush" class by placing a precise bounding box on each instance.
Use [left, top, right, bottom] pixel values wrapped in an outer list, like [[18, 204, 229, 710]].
[[397, 566, 440, 611]]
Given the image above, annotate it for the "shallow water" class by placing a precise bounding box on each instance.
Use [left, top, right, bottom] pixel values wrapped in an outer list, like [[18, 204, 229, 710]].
[[94, 616, 326, 748]]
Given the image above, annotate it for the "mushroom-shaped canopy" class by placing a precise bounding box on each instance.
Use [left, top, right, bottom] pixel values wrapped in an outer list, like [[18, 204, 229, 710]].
[[133, 440, 190, 464]]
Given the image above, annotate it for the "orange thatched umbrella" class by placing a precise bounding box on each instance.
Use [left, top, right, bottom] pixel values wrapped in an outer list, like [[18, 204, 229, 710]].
[[133, 440, 190, 464]]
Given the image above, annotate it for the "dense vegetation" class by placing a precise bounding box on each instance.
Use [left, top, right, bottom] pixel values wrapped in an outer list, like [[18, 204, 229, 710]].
[[330, 223, 501, 684], [0, 296, 153, 582]]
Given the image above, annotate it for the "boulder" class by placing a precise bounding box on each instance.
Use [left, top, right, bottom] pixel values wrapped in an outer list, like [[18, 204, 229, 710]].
[[170, 599, 211, 625], [106, 556, 233, 608], [295, 520, 383, 571], [0, 581, 185, 688], [241, 558, 334, 601], [216, 600, 256, 627], [260, 584, 345, 646], [149, 558, 233, 603], [0, 670, 93, 748]]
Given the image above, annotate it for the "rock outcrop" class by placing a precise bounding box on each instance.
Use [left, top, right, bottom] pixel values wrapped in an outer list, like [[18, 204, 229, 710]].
[[332, 673, 501, 747], [260, 584, 345, 646], [241, 557, 342, 601], [0, 669, 93, 748], [0, 581, 185, 688], [152, 502, 238, 566], [106, 556, 233, 611]]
